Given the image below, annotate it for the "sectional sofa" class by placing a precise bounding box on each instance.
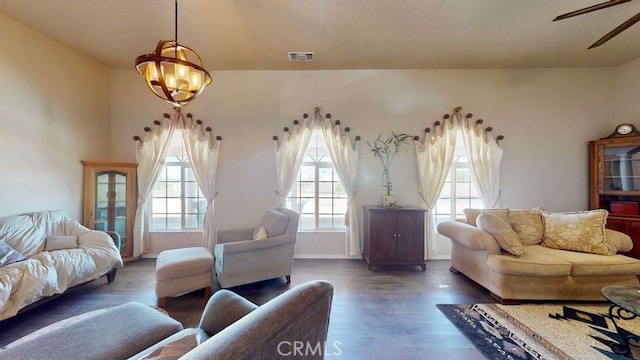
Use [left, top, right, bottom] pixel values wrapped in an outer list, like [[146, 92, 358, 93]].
[[0, 210, 123, 321]]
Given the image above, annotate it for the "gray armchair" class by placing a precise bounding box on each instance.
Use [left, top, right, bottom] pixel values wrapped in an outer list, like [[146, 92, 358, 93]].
[[214, 208, 299, 288]]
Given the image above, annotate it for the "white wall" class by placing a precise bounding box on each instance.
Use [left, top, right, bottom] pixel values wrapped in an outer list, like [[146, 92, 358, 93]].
[[0, 12, 110, 220], [109, 68, 617, 257], [614, 58, 640, 122]]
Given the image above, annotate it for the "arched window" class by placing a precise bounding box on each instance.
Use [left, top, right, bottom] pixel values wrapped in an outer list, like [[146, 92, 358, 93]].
[[286, 128, 348, 230], [433, 131, 482, 227], [150, 130, 206, 230]]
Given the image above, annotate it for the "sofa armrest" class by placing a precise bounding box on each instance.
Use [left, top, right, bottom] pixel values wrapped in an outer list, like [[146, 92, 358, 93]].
[[437, 220, 502, 254], [106, 231, 122, 251], [605, 228, 634, 253], [181, 280, 333, 360], [198, 289, 258, 336], [217, 228, 255, 244]]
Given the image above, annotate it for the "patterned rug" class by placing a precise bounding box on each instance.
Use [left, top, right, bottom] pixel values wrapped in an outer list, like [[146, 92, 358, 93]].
[[437, 303, 640, 360]]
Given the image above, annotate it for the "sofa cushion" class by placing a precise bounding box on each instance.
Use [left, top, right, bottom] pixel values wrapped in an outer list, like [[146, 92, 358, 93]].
[[487, 245, 572, 277], [541, 210, 614, 255], [45, 235, 78, 251], [508, 208, 544, 245], [254, 210, 289, 238], [0, 242, 26, 266], [156, 247, 214, 282], [534, 246, 640, 277], [476, 213, 523, 256], [463, 208, 509, 227]]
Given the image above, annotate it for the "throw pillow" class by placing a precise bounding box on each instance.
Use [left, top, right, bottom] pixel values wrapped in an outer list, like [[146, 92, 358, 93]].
[[541, 209, 614, 255], [253, 210, 289, 238], [0, 242, 27, 266], [143, 333, 199, 360], [476, 213, 524, 256], [463, 208, 509, 227], [45, 235, 78, 251], [508, 208, 544, 245], [253, 226, 267, 240]]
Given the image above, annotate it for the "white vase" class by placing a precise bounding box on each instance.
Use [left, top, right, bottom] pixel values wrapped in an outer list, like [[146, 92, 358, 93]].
[[382, 195, 397, 208]]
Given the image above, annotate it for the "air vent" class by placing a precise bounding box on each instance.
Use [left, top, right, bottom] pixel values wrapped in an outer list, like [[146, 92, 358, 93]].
[[288, 52, 315, 62]]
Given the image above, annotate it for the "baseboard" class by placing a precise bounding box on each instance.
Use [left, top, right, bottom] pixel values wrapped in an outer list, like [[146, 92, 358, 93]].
[[294, 254, 361, 259]]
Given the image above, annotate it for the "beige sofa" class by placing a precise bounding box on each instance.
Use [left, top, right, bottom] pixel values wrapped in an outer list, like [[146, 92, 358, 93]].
[[0, 210, 123, 321], [437, 209, 640, 303]]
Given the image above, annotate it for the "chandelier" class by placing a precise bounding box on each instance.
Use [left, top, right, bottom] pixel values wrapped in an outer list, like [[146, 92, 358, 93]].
[[135, 0, 212, 107]]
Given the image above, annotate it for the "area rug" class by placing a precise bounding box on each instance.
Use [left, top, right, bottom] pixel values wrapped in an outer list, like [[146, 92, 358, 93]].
[[437, 303, 640, 360]]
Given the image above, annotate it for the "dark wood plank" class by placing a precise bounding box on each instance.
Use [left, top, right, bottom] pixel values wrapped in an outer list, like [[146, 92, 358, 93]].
[[0, 259, 493, 359]]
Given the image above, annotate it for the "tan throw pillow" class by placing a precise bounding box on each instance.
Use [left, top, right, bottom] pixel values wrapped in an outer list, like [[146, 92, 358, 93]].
[[463, 208, 510, 226], [541, 210, 614, 255], [476, 213, 524, 256], [508, 208, 544, 245], [252, 226, 267, 240]]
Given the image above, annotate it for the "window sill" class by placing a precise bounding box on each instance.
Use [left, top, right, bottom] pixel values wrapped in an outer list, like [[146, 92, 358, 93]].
[[298, 229, 346, 234], [150, 229, 203, 233]]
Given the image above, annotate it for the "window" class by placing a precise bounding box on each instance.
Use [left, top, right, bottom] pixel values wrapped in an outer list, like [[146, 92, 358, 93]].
[[286, 129, 348, 230], [151, 131, 206, 230], [433, 133, 482, 227]]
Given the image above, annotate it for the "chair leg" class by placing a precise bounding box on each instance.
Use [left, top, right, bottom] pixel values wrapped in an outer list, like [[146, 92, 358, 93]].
[[286, 275, 291, 284], [158, 297, 166, 307]]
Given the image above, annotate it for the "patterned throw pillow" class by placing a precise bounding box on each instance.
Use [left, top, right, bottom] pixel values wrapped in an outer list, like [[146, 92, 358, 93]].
[[0, 242, 27, 266], [541, 209, 614, 255], [476, 213, 524, 256], [463, 208, 510, 227], [508, 209, 544, 245]]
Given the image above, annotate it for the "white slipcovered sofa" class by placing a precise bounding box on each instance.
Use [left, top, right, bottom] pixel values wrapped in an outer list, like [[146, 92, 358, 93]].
[[0, 210, 123, 321]]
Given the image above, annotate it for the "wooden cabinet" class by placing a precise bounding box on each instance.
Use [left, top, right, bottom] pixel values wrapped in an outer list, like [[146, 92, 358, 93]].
[[589, 134, 640, 259], [81, 161, 137, 261], [362, 206, 426, 271]]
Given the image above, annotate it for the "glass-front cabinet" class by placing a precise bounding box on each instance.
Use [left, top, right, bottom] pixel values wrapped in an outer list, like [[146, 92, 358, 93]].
[[589, 135, 640, 259], [81, 161, 137, 261]]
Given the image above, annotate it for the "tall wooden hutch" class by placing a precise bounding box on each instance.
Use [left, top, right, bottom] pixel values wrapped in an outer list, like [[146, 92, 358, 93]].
[[589, 124, 640, 259], [81, 161, 137, 261]]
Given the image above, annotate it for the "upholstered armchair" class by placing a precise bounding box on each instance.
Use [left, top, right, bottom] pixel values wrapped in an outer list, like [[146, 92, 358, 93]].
[[214, 208, 299, 288]]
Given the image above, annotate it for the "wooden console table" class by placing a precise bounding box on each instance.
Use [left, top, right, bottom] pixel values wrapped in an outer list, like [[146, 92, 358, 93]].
[[362, 205, 426, 271]]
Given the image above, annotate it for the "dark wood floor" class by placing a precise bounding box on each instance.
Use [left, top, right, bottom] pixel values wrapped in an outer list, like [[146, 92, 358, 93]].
[[0, 258, 494, 359]]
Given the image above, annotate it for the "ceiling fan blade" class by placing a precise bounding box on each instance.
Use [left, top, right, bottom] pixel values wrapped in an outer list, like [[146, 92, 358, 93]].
[[588, 11, 640, 48], [553, 0, 631, 21]]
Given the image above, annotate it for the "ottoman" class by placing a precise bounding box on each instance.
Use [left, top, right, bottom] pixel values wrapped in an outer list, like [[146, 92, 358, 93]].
[[156, 247, 214, 307]]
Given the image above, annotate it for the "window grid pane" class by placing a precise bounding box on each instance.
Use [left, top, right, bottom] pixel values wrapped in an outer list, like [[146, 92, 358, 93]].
[[286, 129, 347, 230], [151, 132, 205, 231]]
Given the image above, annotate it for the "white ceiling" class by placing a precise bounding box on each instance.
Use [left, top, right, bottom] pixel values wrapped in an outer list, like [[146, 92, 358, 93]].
[[2, 0, 640, 70]]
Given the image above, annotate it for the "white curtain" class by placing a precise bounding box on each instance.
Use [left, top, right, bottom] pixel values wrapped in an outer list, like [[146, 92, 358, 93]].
[[181, 113, 222, 252], [133, 115, 174, 257], [319, 111, 361, 256], [414, 115, 458, 257], [460, 118, 504, 208], [274, 116, 315, 206]]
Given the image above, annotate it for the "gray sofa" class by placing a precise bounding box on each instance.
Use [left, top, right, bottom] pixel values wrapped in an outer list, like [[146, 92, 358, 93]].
[[0, 280, 334, 360]]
